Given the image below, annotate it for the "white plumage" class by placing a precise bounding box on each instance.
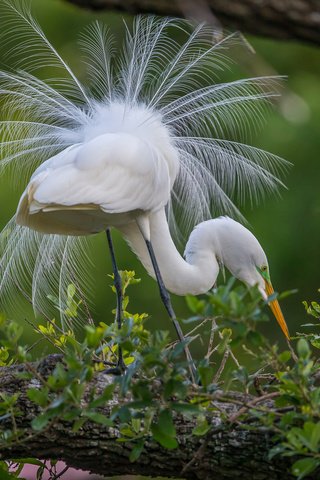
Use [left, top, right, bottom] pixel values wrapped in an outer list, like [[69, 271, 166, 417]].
[[16, 103, 179, 235], [0, 3, 289, 339]]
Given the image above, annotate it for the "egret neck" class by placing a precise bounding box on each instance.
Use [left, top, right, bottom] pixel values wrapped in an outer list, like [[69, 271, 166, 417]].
[[119, 209, 290, 341], [119, 208, 219, 295]]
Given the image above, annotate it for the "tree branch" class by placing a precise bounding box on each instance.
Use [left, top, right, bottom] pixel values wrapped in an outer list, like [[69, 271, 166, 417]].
[[0, 354, 315, 479], [64, 0, 320, 46]]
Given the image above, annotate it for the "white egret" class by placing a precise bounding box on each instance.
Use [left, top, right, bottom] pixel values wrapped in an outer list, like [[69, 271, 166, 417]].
[[0, 5, 290, 376]]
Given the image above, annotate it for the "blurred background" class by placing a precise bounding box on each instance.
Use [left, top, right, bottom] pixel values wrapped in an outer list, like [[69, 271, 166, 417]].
[[0, 0, 319, 351]]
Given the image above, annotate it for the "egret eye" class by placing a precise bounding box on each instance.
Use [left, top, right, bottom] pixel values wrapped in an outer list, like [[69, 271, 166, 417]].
[[256, 265, 268, 279]]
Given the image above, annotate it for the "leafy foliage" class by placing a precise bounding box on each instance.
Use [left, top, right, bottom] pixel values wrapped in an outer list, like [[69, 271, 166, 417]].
[[0, 275, 320, 479], [297, 290, 320, 349]]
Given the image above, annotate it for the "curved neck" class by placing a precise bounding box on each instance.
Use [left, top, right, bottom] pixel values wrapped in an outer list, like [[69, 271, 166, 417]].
[[118, 209, 219, 295]]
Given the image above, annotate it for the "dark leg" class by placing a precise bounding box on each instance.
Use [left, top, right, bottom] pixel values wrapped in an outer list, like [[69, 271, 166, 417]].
[[145, 239, 197, 384], [106, 228, 125, 373]]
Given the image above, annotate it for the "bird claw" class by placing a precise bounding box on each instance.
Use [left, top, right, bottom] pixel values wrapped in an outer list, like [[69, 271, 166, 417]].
[[104, 358, 126, 376]]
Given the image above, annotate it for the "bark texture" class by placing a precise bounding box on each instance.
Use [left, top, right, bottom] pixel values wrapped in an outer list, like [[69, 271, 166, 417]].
[[0, 354, 311, 479], [64, 0, 320, 46]]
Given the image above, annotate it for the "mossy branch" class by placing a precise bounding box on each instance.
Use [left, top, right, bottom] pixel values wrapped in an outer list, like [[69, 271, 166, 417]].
[[0, 354, 299, 480]]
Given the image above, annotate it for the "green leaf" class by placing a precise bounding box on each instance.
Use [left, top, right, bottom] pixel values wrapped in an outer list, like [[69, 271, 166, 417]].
[[151, 410, 178, 450], [293, 422, 320, 453], [310, 422, 320, 451], [49, 396, 65, 410], [31, 413, 51, 431], [119, 426, 136, 439], [185, 295, 198, 313], [151, 424, 178, 450], [192, 416, 211, 436], [291, 458, 320, 479], [36, 464, 45, 480], [217, 328, 232, 353], [67, 283, 76, 299], [173, 403, 200, 414], [185, 295, 205, 314], [278, 351, 291, 363], [311, 301, 320, 314], [297, 339, 310, 359], [247, 330, 263, 347], [280, 411, 296, 426], [117, 406, 131, 423], [27, 388, 49, 408], [83, 411, 113, 426], [89, 384, 115, 408], [72, 418, 87, 432], [0, 465, 17, 480], [129, 440, 144, 462], [311, 338, 320, 349], [64, 283, 81, 317], [170, 340, 188, 359], [158, 410, 176, 438], [277, 289, 298, 300], [268, 444, 285, 460], [198, 365, 214, 388]]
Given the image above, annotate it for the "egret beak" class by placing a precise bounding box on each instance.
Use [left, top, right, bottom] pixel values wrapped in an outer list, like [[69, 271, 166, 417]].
[[265, 280, 290, 340]]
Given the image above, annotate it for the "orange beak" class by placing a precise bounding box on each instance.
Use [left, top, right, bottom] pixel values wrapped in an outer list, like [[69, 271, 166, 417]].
[[265, 281, 290, 340]]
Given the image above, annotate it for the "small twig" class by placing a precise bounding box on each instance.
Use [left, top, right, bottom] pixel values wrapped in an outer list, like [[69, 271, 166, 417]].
[[180, 424, 228, 476], [180, 437, 210, 476], [25, 315, 65, 337], [205, 318, 217, 360], [186, 317, 212, 338], [208, 327, 241, 368], [213, 349, 229, 383], [206, 344, 220, 358], [24, 321, 65, 354], [72, 276, 95, 327], [252, 372, 276, 395], [166, 334, 200, 351], [26, 338, 45, 354], [287, 339, 298, 363], [254, 376, 264, 396], [228, 392, 280, 424], [51, 465, 70, 480], [228, 347, 240, 368], [217, 329, 240, 368]]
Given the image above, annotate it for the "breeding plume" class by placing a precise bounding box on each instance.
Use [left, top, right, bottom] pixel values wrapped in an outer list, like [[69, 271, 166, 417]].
[[0, 3, 289, 361]]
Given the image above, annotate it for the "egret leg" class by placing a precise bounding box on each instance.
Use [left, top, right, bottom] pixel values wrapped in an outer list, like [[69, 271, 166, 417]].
[[106, 228, 125, 373], [145, 239, 197, 384]]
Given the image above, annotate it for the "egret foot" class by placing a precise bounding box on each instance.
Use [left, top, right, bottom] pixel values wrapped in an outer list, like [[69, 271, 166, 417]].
[[104, 353, 126, 375]]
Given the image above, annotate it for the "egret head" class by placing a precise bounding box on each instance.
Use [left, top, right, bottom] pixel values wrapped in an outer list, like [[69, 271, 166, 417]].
[[212, 217, 290, 340]]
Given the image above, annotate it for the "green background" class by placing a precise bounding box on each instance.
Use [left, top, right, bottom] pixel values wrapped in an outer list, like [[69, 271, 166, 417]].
[[0, 0, 319, 350]]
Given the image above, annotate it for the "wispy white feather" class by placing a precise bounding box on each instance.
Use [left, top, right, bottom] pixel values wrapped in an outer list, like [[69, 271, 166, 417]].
[[79, 21, 116, 101], [0, 2, 289, 325]]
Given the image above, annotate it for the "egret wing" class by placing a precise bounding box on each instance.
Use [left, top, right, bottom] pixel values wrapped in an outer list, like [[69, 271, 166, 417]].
[[18, 133, 171, 226]]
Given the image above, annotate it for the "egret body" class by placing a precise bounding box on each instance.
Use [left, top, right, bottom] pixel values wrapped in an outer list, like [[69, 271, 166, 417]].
[[15, 111, 289, 341], [0, 8, 290, 377]]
